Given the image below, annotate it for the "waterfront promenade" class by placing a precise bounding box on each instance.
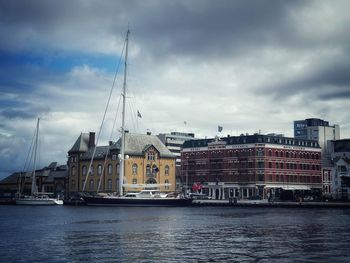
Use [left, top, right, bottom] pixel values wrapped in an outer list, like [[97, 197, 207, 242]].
[[192, 199, 350, 208], [2, 197, 350, 208]]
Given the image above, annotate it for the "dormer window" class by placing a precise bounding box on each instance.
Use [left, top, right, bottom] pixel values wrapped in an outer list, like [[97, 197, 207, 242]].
[[147, 151, 155, 161]]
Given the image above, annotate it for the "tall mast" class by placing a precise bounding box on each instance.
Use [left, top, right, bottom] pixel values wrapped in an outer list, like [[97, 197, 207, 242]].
[[31, 118, 39, 195], [119, 29, 130, 196]]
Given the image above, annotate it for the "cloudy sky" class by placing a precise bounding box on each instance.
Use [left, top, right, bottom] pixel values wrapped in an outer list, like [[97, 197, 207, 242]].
[[0, 0, 349, 178]]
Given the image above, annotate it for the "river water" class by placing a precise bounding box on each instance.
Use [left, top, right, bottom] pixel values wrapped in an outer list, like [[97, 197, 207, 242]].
[[0, 206, 349, 262]]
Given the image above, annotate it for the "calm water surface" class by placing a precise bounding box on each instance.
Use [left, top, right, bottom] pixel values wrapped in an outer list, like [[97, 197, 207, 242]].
[[0, 206, 349, 262]]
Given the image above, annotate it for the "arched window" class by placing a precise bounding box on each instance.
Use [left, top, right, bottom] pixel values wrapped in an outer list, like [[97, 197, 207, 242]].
[[115, 179, 119, 191], [146, 164, 151, 175], [97, 165, 102, 176], [152, 164, 158, 174], [89, 179, 94, 190], [275, 151, 279, 157], [165, 165, 169, 176], [132, 178, 137, 184], [82, 165, 87, 176], [108, 179, 112, 190], [164, 179, 169, 190], [108, 164, 112, 175], [71, 180, 76, 189], [146, 178, 157, 184], [90, 165, 94, 175], [71, 166, 76, 176], [116, 164, 120, 175], [132, 164, 138, 175]]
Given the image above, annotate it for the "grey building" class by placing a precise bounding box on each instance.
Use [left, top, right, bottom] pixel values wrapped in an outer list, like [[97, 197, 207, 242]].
[[157, 132, 195, 166], [323, 139, 350, 199], [0, 162, 68, 198], [294, 118, 340, 164]]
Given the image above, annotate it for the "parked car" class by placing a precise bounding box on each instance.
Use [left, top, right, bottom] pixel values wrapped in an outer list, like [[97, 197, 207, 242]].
[[189, 193, 211, 200]]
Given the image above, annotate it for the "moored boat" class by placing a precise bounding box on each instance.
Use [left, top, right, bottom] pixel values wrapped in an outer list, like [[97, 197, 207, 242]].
[[80, 30, 191, 207], [15, 118, 63, 206], [83, 190, 192, 207], [16, 195, 63, 205]]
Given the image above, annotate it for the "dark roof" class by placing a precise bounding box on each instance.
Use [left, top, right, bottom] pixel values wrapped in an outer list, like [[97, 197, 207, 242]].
[[183, 134, 320, 149], [80, 146, 110, 160], [68, 133, 90, 153], [333, 139, 350, 152], [0, 163, 68, 184], [0, 172, 21, 184]]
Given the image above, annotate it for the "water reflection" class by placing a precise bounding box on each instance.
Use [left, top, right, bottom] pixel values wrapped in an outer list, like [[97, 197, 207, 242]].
[[0, 206, 349, 262]]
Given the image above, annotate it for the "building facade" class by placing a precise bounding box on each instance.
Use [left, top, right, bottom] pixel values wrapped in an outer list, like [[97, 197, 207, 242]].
[[0, 162, 68, 198], [294, 118, 340, 164], [181, 134, 322, 200], [157, 132, 195, 166], [67, 132, 176, 196], [324, 139, 350, 200]]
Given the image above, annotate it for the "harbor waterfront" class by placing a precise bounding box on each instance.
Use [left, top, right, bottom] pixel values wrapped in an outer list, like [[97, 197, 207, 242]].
[[1, 206, 350, 262]]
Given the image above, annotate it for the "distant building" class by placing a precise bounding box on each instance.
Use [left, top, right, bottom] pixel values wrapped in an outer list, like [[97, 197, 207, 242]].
[[67, 132, 176, 196], [294, 118, 340, 164], [0, 162, 68, 198], [323, 139, 350, 200], [157, 132, 195, 166], [181, 134, 322, 200]]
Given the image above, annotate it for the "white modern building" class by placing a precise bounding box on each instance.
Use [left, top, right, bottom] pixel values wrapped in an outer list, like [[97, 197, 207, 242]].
[[294, 118, 340, 165], [157, 132, 196, 167]]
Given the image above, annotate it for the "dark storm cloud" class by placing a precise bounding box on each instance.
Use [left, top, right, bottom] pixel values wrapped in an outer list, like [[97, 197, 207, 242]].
[[123, 0, 306, 61], [262, 53, 350, 100], [0, 0, 303, 58]]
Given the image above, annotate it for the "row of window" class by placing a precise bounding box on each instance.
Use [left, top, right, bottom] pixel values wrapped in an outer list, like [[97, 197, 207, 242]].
[[184, 173, 321, 184], [71, 163, 170, 176], [269, 162, 321, 171], [184, 150, 320, 159], [185, 162, 321, 171], [266, 174, 321, 183], [70, 178, 170, 190]]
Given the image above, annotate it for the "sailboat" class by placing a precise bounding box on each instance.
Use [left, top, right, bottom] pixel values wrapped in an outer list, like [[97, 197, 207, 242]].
[[16, 118, 63, 205], [82, 30, 192, 207]]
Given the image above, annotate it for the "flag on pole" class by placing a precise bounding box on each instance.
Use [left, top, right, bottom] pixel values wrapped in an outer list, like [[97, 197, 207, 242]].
[[137, 110, 142, 118], [218, 125, 223, 132]]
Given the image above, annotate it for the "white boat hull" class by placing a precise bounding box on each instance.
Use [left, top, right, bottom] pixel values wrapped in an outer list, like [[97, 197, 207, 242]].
[[16, 197, 63, 206]]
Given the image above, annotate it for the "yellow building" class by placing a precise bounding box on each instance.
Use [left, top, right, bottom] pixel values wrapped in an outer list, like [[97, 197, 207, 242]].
[[67, 132, 176, 196]]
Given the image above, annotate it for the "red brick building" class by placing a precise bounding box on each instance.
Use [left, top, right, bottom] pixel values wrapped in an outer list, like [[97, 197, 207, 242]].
[[181, 134, 322, 200]]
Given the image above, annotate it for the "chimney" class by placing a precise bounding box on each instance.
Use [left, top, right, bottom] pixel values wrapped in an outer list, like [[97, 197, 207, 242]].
[[109, 141, 113, 146], [89, 132, 95, 148]]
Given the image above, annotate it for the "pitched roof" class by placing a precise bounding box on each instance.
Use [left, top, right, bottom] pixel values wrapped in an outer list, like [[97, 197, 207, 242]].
[[68, 133, 90, 153], [0, 163, 68, 184], [117, 133, 175, 158], [76, 133, 175, 160], [80, 146, 110, 160]]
